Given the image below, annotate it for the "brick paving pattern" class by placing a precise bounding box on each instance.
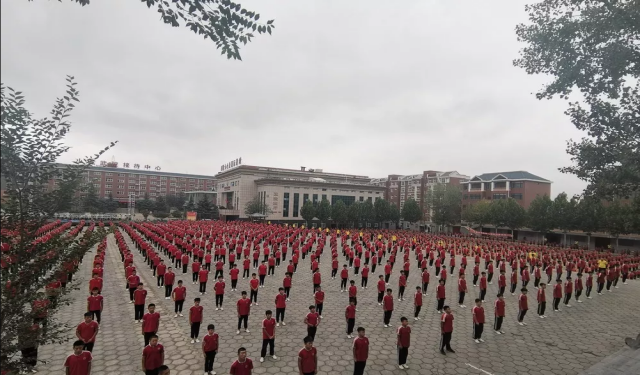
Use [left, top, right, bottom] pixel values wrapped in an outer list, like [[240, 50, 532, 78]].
[[35, 231, 640, 375]]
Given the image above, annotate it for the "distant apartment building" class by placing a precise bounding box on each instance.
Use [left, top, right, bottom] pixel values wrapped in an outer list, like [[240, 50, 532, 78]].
[[215, 165, 385, 221], [460, 171, 551, 210], [371, 171, 470, 222], [46, 162, 217, 205]]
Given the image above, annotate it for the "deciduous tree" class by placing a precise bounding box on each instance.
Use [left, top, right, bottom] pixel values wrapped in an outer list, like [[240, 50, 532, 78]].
[[575, 196, 604, 249], [244, 195, 273, 217], [401, 198, 422, 224], [331, 200, 348, 228], [374, 198, 390, 226], [347, 202, 362, 228], [427, 184, 462, 231], [527, 195, 555, 242], [197, 196, 218, 220], [315, 198, 332, 225], [300, 200, 316, 226], [360, 200, 375, 225], [553, 192, 578, 245]]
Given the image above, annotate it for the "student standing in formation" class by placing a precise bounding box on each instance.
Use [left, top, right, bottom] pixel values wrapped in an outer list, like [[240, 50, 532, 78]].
[[585, 272, 594, 299], [142, 304, 161, 347], [275, 288, 287, 326], [198, 266, 209, 295], [563, 277, 574, 308], [260, 310, 278, 363], [458, 274, 467, 308], [229, 264, 240, 292], [189, 298, 204, 343], [172, 280, 187, 317], [133, 284, 148, 323], [128, 270, 141, 304], [142, 335, 165, 375], [414, 286, 423, 321], [537, 283, 547, 318], [534, 264, 542, 288], [236, 291, 251, 335], [202, 324, 218, 375], [157, 260, 167, 289], [498, 270, 507, 296], [479, 272, 488, 302], [377, 275, 386, 305], [361, 263, 370, 289], [494, 294, 506, 334], [510, 270, 518, 295], [346, 300, 357, 338], [517, 288, 529, 326], [436, 279, 446, 313], [249, 274, 260, 306], [304, 305, 320, 341], [314, 286, 325, 319], [472, 299, 485, 343], [64, 340, 93, 375], [353, 327, 369, 375], [421, 268, 430, 295], [283, 272, 293, 301], [192, 259, 201, 285], [298, 336, 318, 375], [553, 279, 563, 312], [214, 276, 225, 311], [397, 317, 412, 370], [164, 267, 175, 300], [87, 288, 103, 324], [341, 265, 349, 292], [440, 306, 455, 355], [382, 288, 394, 327], [258, 261, 267, 287], [398, 271, 407, 301], [348, 280, 358, 308], [575, 273, 584, 303], [76, 312, 100, 352]]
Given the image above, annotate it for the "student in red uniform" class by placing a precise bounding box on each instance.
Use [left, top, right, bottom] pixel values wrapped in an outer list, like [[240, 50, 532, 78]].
[[377, 275, 386, 305], [156, 260, 167, 288], [304, 305, 320, 341], [236, 291, 251, 335], [275, 288, 287, 326], [458, 274, 467, 308], [494, 294, 506, 334], [127, 270, 141, 303], [142, 304, 161, 347], [214, 276, 225, 311], [229, 264, 240, 292], [382, 288, 394, 327], [314, 286, 325, 319], [575, 273, 584, 303], [414, 286, 423, 321], [258, 262, 267, 287], [76, 313, 99, 352], [436, 279, 446, 313], [498, 270, 507, 296], [345, 300, 357, 338], [298, 336, 318, 375], [440, 306, 455, 355], [563, 277, 574, 307], [189, 298, 203, 343], [553, 279, 563, 312], [133, 283, 148, 323], [348, 280, 358, 307], [353, 327, 369, 375], [86, 288, 103, 324], [192, 259, 201, 284], [172, 280, 186, 317], [198, 267, 209, 295], [537, 283, 547, 318], [249, 273, 260, 306], [230, 347, 253, 375], [260, 310, 277, 363], [164, 267, 175, 300], [202, 324, 219, 375], [472, 299, 485, 343], [586, 271, 594, 299], [88, 274, 103, 295], [517, 288, 529, 326], [142, 335, 164, 375], [421, 268, 430, 295], [242, 256, 251, 279], [479, 272, 488, 302], [396, 317, 412, 369], [283, 272, 293, 301], [64, 340, 93, 375]]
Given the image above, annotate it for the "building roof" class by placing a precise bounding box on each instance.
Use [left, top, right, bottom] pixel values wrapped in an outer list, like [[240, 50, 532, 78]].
[[255, 177, 386, 190], [466, 171, 550, 182], [55, 163, 217, 180], [216, 165, 370, 180]]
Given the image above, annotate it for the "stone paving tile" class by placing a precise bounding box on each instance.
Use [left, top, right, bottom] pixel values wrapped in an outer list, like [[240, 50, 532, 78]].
[[35, 232, 640, 375]]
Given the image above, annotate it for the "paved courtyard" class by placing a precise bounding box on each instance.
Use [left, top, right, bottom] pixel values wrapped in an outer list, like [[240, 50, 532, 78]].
[[36, 232, 640, 375]]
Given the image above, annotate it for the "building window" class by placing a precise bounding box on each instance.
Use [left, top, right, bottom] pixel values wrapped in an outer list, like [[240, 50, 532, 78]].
[[493, 193, 508, 200], [116, 191, 124, 195], [494, 182, 506, 189], [511, 182, 524, 189], [105, 190, 111, 195], [303, 193, 309, 203], [105, 173, 113, 176], [105, 184, 112, 188], [331, 195, 355, 206], [510, 193, 523, 200], [283, 193, 290, 217], [322, 194, 327, 201], [106, 178, 113, 182], [359, 196, 364, 202], [469, 194, 482, 200], [293, 193, 299, 217], [313, 194, 318, 206]]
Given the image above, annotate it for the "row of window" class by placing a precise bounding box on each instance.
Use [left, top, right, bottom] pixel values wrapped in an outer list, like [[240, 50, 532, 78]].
[[463, 193, 523, 200]]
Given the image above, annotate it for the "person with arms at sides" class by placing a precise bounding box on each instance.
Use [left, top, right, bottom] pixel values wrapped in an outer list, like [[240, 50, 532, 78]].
[[479, 272, 488, 302], [377, 275, 386, 305], [260, 310, 278, 363], [304, 305, 320, 341], [457, 274, 467, 308], [314, 286, 325, 319], [510, 270, 518, 295], [258, 261, 267, 287], [553, 279, 563, 312], [537, 283, 547, 318], [202, 324, 218, 375], [156, 260, 167, 289], [436, 279, 446, 313], [275, 287, 287, 327], [192, 259, 202, 285], [142, 335, 164, 375], [341, 265, 349, 292], [498, 270, 507, 296], [172, 280, 187, 317], [64, 340, 93, 375], [164, 267, 175, 300], [421, 268, 430, 296], [242, 256, 251, 279], [86, 288, 103, 324], [413, 286, 423, 321], [229, 264, 240, 292], [439, 306, 455, 355], [382, 288, 394, 328], [563, 277, 574, 308], [127, 270, 141, 304], [214, 276, 226, 311], [230, 347, 253, 375], [575, 273, 584, 303], [586, 271, 594, 299], [361, 263, 370, 289], [345, 300, 357, 338], [397, 317, 412, 370], [517, 288, 529, 326], [352, 327, 369, 375], [189, 298, 204, 344], [283, 272, 293, 301], [236, 291, 251, 335], [198, 266, 209, 295], [133, 283, 148, 323], [472, 299, 485, 343], [348, 280, 358, 308], [158, 365, 170, 375], [75, 312, 99, 352], [298, 336, 318, 375], [142, 304, 161, 347], [249, 273, 260, 306], [494, 294, 506, 334], [88, 274, 103, 295], [398, 271, 407, 301]]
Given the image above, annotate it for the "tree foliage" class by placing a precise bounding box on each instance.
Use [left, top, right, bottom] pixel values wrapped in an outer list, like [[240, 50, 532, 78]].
[[514, 0, 640, 199], [388, 204, 401, 226], [300, 200, 316, 225], [427, 185, 462, 228], [38, 0, 275, 61], [360, 199, 375, 224], [1, 77, 114, 372], [462, 199, 492, 229], [604, 199, 632, 238], [165, 193, 187, 210], [527, 195, 556, 235], [331, 200, 348, 227], [244, 195, 273, 217], [347, 202, 362, 227], [99, 193, 120, 213], [196, 196, 219, 220], [315, 198, 332, 224], [153, 195, 168, 213], [374, 198, 390, 224], [82, 184, 101, 213], [401, 198, 422, 223]]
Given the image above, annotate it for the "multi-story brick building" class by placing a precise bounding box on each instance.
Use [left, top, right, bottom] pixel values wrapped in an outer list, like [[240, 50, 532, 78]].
[[47, 162, 217, 205], [371, 171, 469, 222], [460, 171, 551, 210]]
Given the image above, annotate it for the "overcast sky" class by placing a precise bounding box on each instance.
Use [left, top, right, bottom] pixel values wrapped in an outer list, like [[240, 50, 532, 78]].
[[1, 0, 588, 197]]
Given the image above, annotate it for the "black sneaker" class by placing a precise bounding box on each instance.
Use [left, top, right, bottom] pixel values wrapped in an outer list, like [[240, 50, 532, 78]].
[[440, 349, 446, 355], [447, 349, 456, 353]]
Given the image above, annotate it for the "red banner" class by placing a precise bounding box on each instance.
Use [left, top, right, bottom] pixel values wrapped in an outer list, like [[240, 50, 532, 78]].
[[186, 211, 197, 221], [465, 227, 512, 238]]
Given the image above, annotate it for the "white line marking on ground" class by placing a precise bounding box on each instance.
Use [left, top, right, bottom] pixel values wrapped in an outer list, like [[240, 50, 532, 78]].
[[465, 363, 495, 375]]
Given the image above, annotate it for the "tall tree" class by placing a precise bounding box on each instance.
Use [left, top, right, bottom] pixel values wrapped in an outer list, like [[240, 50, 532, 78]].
[[1, 77, 113, 372], [401, 198, 423, 224], [99, 193, 120, 213], [165, 193, 187, 210], [347, 202, 362, 228], [575, 196, 604, 249], [154, 195, 168, 214], [331, 200, 348, 228], [136, 193, 154, 220], [360, 200, 375, 225], [553, 192, 578, 245], [82, 184, 101, 213], [185, 196, 196, 212], [514, 0, 640, 199], [300, 200, 316, 226], [196, 196, 218, 220], [244, 195, 273, 217], [374, 198, 391, 226], [527, 195, 556, 243], [388, 204, 401, 228], [462, 200, 492, 230], [502, 198, 527, 235], [315, 198, 332, 225], [427, 184, 462, 231], [37, 0, 275, 61], [604, 199, 632, 248]]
